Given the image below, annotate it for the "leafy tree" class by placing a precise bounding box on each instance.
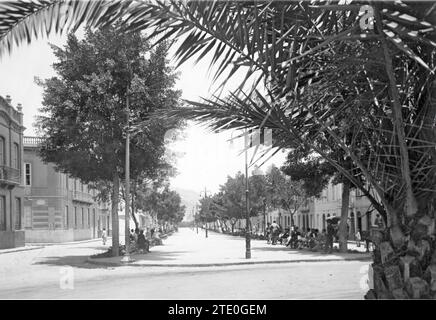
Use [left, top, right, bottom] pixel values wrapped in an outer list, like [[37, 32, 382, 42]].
[[156, 186, 186, 225], [264, 165, 309, 229], [35, 26, 181, 256], [135, 180, 186, 227]]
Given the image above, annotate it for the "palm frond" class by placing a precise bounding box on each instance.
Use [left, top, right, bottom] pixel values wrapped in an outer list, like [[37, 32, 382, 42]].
[[0, 0, 132, 58]]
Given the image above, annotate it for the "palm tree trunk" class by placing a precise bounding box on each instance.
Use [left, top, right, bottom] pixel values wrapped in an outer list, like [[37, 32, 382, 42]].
[[338, 181, 350, 253]]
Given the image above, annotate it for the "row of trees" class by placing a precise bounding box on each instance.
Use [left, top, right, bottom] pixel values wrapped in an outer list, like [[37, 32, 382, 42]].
[[1, 0, 435, 299], [197, 165, 313, 235]]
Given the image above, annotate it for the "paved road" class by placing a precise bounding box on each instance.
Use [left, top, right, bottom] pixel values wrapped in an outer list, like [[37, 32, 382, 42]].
[[0, 231, 370, 299], [91, 227, 370, 266]]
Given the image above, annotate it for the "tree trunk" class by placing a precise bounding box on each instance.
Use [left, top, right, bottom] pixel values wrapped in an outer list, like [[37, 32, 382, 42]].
[[338, 181, 350, 253], [111, 173, 120, 257], [365, 203, 436, 300], [131, 183, 139, 230]]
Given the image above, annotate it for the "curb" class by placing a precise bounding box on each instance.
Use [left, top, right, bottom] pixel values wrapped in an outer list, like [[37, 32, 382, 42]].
[[29, 238, 111, 247], [86, 255, 372, 268], [0, 246, 45, 255]]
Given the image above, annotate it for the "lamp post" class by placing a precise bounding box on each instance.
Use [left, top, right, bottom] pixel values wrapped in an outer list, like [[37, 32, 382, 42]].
[[121, 87, 133, 263], [263, 197, 267, 234], [244, 129, 251, 259]]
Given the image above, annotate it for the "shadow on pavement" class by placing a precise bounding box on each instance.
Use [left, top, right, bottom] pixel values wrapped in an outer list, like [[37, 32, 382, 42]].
[[126, 251, 194, 262], [32, 255, 114, 269]]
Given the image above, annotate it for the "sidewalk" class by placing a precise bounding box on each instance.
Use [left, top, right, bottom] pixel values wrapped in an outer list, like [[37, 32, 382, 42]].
[[88, 228, 372, 267], [0, 245, 44, 255], [30, 237, 111, 246], [0, 237, 111, 255]]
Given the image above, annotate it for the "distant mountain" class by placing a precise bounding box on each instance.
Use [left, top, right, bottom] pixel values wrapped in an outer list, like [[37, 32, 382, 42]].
[[173, 187, 200, 222]]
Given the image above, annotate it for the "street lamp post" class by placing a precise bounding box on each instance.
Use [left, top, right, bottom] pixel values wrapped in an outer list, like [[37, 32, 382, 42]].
[[121, 87, 133, 263], [263, 198, 267, 234], [244, 129, 251, 259]]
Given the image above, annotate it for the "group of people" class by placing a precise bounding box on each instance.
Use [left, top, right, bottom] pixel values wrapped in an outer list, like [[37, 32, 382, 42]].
[[265, 219, 337, 253], [129, 228, 151, 253], [100, 226, 166, 254]]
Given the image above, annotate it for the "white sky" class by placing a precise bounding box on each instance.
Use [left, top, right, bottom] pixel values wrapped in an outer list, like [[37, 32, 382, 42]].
[[0, 31, 286, 196]]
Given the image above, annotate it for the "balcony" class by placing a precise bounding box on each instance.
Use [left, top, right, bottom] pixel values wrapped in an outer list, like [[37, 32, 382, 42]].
[[0, 165, 20, 188], [24, 136, 44, 148], [72, 190, 94, 204]]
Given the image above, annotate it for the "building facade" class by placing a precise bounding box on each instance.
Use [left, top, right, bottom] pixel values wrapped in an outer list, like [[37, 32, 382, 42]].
[[0, 95, 25, 249], [23, 136, 111, 243], [293, 180, 378, 237]]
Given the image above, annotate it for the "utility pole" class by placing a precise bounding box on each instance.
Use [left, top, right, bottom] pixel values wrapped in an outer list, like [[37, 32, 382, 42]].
[[121, 87, 133, 263], [245, 129, 251, 259]]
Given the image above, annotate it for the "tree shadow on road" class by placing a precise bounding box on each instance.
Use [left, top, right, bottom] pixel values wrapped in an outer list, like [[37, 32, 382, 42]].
[[32, 255, 114, 269]]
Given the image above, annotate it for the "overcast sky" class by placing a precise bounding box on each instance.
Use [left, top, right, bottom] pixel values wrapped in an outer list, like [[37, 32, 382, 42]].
[[0, 31, 286, 196]]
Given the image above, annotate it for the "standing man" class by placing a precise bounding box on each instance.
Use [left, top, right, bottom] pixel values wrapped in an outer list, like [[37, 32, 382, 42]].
[[271, 220, 280, 245], [265, 222, 272, 244], [325, 220, 335, 254], [102, 228, 107, 245]]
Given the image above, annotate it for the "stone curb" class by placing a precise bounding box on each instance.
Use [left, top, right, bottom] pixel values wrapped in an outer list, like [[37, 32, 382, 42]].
[[0, 246, 45, 255], [30, 238, 111, 247], [86, 255, 372, 268]]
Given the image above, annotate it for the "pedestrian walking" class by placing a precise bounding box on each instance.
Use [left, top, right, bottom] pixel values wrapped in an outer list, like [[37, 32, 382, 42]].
[[355, 229, 361, 247], [102, 228, 107, 245]]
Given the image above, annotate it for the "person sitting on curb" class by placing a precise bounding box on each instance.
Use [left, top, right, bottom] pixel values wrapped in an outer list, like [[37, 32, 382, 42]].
[[152, 229, 163, 246], [137, 229, 150, 253]]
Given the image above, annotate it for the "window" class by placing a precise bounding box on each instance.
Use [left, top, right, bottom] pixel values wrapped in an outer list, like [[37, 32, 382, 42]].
[[25, 163, 31, 186], [0, 196, 5, 231], [87, 208, 90, 227], [15, 198, 21, 230], [12, 143, 19, 170], [65, 175, 69, 190], [74, 207, 77, 228], [64, 206, 69, 229], [0, 136, 5, 165]]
